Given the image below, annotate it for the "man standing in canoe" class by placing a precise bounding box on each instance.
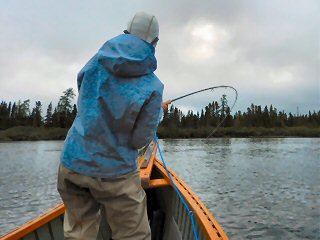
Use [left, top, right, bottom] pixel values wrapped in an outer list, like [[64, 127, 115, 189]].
[[57, 12, 169, 240]]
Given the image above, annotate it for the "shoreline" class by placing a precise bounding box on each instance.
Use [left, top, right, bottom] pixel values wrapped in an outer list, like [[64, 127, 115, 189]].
[[157, 126, 320, 138], [0, 126, 319, 142]]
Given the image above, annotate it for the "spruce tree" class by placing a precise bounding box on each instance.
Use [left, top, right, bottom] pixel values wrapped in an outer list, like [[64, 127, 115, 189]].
[[31, 101, 42, 127], [57, 88, 76, 128], [45, 102, 53, 128]]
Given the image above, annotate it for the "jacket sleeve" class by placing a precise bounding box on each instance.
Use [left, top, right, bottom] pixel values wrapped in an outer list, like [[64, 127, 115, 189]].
[[77, 70, 85, 92], [131, 90, 163, 149], [77, 54, 98, 92]]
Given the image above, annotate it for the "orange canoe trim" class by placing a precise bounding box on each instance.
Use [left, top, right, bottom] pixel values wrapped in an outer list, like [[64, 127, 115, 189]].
[[154, 158, 229, 240], [0, 203, 65, 240], [1, 157, 228, 240]]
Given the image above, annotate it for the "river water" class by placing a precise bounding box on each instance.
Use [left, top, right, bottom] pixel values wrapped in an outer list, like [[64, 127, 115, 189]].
[[0, 138, 319, 239]]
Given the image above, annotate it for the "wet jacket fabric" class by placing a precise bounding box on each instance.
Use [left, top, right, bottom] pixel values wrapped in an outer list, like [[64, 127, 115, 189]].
[[61, 34, 163, 178]]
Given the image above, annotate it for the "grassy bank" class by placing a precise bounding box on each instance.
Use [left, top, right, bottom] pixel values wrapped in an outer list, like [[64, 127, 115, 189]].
[[157, 126, 320, 138], [0, 126, 68, 141], [0, 126, 319, 142]]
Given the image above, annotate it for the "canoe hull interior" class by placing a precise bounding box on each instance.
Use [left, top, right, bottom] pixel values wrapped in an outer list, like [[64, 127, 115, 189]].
[[1, 155, 228, 240], [17, 188, 200, 240]]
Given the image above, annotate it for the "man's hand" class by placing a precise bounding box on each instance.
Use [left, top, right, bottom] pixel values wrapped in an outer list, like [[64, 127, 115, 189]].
[[162, 100, 171, 112]]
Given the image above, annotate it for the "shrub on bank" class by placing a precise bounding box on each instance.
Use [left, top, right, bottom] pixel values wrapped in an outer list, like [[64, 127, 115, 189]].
[[0, 126, 68, 141], [157, 126, 320, 138], [0, 126, 319, 142]]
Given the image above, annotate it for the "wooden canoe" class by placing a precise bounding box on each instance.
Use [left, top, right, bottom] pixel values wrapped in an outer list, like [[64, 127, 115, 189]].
[[0, 140, 228, 240]]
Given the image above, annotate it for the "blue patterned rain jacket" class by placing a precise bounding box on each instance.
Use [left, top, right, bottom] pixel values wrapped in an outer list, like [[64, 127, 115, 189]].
[[61, 34, 163, 178]]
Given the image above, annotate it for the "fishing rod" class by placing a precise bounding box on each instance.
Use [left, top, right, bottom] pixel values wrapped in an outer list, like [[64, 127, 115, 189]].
[[154, 85, 238, 240], [167, 85, 238, 138], [171, 85, 237, 103]]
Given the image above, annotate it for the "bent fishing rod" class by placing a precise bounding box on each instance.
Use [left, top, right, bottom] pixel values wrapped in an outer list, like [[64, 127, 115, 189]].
[[166, 85, 238, 138], [155, 85, 238, 240]]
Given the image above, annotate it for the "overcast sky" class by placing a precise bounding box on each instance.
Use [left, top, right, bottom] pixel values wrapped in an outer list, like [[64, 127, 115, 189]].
[[0, 0, 319, 114]]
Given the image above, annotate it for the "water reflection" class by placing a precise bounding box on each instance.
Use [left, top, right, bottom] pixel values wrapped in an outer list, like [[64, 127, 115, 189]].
[[0, 141, 63, 234], [0, 139, 319, 239], [160, 138, 320, 239]]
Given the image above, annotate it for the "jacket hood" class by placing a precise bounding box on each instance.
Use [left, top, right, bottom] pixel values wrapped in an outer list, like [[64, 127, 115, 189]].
[[98, 34, 157, 77]]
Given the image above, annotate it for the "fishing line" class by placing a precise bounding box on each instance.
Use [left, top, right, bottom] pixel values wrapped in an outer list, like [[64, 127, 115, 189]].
[[154, 85, 238, 240], [155, 136, 199, 240], [170, 85, 238, 138]]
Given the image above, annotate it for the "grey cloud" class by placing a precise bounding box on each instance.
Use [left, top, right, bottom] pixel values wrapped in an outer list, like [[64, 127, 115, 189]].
[[0, 0, 319, 114]]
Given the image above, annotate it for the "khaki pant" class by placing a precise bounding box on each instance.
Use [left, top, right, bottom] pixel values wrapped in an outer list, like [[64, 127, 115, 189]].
[[57, 164, 151, 240]]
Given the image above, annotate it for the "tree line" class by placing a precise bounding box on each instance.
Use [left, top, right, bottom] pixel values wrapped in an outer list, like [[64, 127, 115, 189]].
[[0, 88, 77, 130], [0, 90, 319, 131], [160, 94, 320, 129]]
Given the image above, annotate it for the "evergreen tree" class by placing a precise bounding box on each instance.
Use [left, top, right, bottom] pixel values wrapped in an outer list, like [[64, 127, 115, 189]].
[[224, 106, 233, 127], [52, 107, 60, 127], [10, 102, 17, 127], [211, 101, 220, 126], [287, 112, 294, 127], [31, 101, 42, 127], [263, 106, 271, 127], [45, 102, 53, 128], [220, 94, 228, 119], [16, 100, 31, 126], [2, 90, 320, 134], [70, 104, 78, 124], [0, 101, 8, 129], [57, 88, 75, 113], [269, 105, 278, 127], [233, 110, 242, 128], [57, 88, 76, 128]]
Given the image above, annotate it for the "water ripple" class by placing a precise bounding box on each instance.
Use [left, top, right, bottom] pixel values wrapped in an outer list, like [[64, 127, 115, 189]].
[[0, 139, 319, 239], [160, 138, 320, 239]]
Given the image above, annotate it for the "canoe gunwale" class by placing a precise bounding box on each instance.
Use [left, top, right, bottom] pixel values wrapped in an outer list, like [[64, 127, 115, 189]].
[[0, 158, 228, 240], [0, 204, 64, 240], [154, 158, 228, 240]]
